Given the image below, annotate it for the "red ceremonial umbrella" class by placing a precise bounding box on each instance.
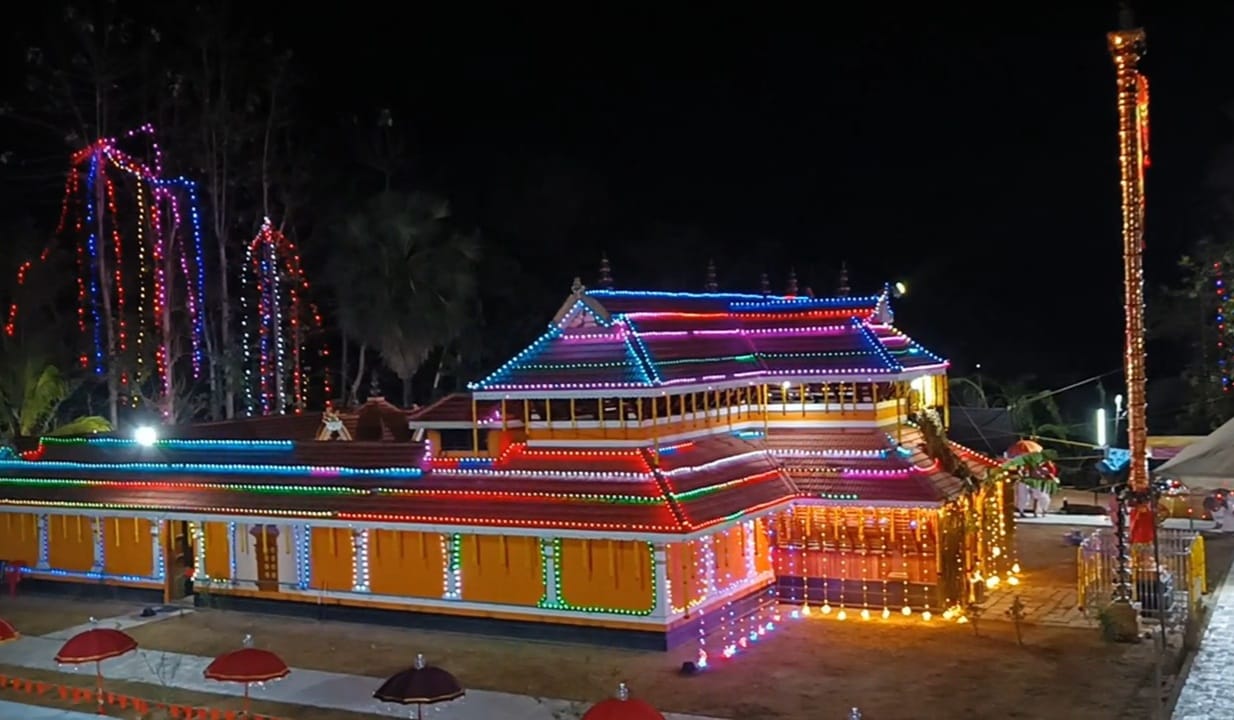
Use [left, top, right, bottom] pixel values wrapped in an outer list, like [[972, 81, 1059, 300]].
[[374, 653, 464, 719], [0, 618, 19, 644], [582, 683, 665, 720], [205, 647, 290, 717], [55, 627, 138, 715], [1006, 439, 1044, 458]]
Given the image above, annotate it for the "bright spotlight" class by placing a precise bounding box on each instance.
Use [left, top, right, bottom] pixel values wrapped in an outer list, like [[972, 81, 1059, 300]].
[[893, 281, 908, 298], [134, 426, 158, 447]]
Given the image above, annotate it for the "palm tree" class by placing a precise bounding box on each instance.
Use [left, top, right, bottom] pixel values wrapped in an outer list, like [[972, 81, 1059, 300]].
[[0, 359, 111, 443], [329, 191, 481, 408]]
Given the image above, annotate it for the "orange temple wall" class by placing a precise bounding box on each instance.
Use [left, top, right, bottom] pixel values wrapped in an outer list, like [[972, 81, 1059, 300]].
[[310, 527, 354, 592], [0, 513, 39, 566], [368, 530, 445, 598], [102, 517, 153, 578], [47, 515, 94, 573], [558, 539, 654, 612], [460, 534, 543, 606]]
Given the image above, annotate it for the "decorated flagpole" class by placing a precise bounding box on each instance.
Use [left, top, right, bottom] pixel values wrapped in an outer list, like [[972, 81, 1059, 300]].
[[1106, 7, 1152, 629]]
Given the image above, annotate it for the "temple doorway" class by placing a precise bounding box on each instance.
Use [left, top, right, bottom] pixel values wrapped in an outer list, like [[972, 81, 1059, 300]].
[[164, 520, 195, 602], [251, 525, 281, 592]]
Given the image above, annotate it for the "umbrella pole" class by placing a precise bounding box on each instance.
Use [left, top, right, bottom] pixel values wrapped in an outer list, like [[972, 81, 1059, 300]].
[[95, 660, 103, 715], [244, 682, 251, 718]]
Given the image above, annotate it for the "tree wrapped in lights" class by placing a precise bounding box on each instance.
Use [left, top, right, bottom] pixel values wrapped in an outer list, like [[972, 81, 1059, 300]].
[[241, 218, 330, 416], [5, 125, 208, 423]]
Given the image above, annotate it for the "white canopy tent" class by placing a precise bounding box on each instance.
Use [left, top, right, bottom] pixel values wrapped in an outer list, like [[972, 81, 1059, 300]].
[[1154, 417, 1234, 491]]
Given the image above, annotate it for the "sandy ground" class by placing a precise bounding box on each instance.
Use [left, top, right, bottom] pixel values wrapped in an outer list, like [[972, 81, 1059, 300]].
[[2, 523, 1231, 720]]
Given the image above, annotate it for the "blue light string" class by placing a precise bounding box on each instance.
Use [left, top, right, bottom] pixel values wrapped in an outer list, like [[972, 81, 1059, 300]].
[[52, 437, 295, 451], [83, 154, 105, 374], [0, 459, 422, 478], [853, 318, 902, 372]]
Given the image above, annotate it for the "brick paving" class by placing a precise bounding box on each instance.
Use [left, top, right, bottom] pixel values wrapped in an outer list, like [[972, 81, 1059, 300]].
[[981, 584, 1093, 629]]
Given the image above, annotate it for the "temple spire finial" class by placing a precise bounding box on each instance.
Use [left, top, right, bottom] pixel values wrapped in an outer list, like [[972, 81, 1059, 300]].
[[704, 259, 718, 292], [368, 370, 381, 400], [838, 262, 851, 297], [1118, 2, 1136, 29], [597, 253, 613, 289], [571, 276, 586, 297], [759, 272, 771, 296], [786, 268, 798, 296]]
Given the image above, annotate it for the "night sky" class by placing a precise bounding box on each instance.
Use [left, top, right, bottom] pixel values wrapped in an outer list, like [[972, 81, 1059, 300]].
[[6, 3, 1234, 402], [291, 4, 1234, 386]]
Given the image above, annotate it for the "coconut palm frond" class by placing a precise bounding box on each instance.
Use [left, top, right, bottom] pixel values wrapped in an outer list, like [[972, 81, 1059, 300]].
[[46, 416, 112, 437], [19, 364, 69, 437]]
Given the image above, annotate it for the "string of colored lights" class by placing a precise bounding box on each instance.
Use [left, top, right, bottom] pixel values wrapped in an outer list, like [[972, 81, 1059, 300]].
[[472, 290, 948, 392], [1216, 261, 1229, 391], [5, 125, 208, 414], [241, 218, 330, 416]]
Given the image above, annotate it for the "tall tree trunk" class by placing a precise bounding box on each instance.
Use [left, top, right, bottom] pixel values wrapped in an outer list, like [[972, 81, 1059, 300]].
[[94, 161, 119, 427], [162, 213, 177, 423], [349, 343, 367, 407], [340, 322, 350, 409], [429, 349, 448, 400]]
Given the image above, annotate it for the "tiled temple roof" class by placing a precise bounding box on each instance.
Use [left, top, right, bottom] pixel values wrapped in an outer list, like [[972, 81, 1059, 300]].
[[470, 288, 947, 393], [765, 427, 969, 505], [0, 422, 1002, 534], [0, 434, 797, 535]]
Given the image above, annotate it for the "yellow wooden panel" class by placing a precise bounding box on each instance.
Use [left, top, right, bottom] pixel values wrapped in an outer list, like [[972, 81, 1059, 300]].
[[559, 539, 653, 612], [369, 530, 444, 598], [0, 513, 40, 566], [310, 527, 353, 592], [460, 534, 542, 606], [203, 522, 232, 580], [753, 519, 772, 574], [48, 515, 95, 573], [102, 517, 152, 578], [712, 527, 747, 580], [666, 541, 705, 609]]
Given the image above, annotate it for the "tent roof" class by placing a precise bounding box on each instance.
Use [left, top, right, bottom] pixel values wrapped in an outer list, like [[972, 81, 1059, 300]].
[[1153, 416, 1234, 483]]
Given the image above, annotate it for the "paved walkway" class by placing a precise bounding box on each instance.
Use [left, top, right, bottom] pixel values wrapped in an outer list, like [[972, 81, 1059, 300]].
[[0, 699, 98, 719], [0, 614, 719, 720], [1172, 548, 1234, 719]]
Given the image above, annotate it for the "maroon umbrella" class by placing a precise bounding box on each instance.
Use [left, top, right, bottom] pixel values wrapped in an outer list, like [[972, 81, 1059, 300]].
[[374, 653, 464, 719], [205, 647, 290, 717], [582, 683, 666, 720], [55, 627, 138, 715], [0, 618, 18, 644]]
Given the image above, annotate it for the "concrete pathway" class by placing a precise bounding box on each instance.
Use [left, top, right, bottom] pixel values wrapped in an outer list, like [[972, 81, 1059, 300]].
[[0, 616, 721, 720], [0, 699, 98, 719], [1016, 513, 1217, 531], [1172, 549, 1234, 719]]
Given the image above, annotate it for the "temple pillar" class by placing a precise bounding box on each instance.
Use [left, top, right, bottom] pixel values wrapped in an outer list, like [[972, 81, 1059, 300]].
[[91, 516, 103, 574], [443, 533, 462, 599], [352, 528, 370, 592], [541, 538, 560, 606], [37, 514, 49, 569], [652, 543, 670, 619], [151, 520, 165, 581], [292, 524, 311, 590], [228, 522, 239, 582]]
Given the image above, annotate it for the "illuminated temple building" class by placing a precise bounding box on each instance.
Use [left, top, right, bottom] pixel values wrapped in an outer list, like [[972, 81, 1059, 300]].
[[0, 283, 1014, 649]]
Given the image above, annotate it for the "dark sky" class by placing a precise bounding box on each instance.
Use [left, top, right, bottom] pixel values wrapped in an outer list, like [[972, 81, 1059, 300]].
[[286, 3, 1234, 388], [5, 2, 1234, 399]]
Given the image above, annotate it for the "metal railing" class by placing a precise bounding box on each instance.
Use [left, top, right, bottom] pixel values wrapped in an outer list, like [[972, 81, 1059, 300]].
[[1076, 527, 1207, 627]]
